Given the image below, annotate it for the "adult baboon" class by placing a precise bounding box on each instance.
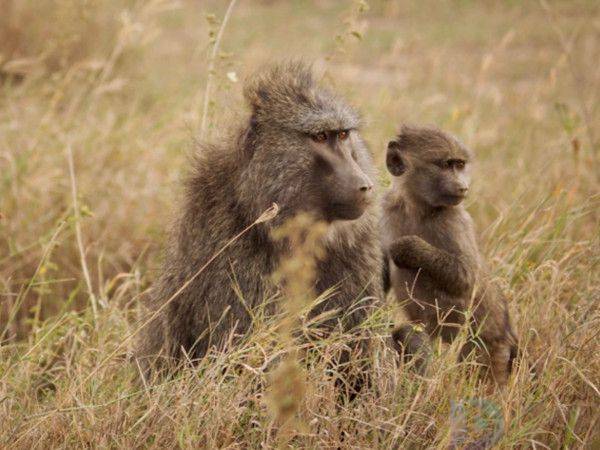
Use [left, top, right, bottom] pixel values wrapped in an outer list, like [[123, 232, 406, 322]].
[[382, 125, 517, 384], [136, 62, 382, 391]]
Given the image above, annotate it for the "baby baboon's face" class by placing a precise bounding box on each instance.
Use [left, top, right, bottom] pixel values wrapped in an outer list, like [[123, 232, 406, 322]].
[[409, 151, 471, 207], [307, 128, 374, 221], [386, 127, 472, 208]]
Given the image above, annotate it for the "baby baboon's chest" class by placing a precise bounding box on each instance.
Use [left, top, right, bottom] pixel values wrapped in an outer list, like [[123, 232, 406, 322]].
[[389, 212, 465, 303]]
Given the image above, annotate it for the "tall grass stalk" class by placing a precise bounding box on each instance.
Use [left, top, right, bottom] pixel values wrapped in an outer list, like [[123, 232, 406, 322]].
[[199, 0, 238, 138], [66, 144, 98, 324]]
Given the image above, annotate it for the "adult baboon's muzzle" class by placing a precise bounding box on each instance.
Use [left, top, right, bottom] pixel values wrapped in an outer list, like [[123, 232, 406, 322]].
[[325, 157, 373, 221]]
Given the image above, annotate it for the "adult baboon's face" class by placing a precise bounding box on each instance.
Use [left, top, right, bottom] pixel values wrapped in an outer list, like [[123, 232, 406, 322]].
[[237, 121, 376, 226], [236, 123, 375, 226], [238, 62, 375, 224], [307, 128, 374, 221]]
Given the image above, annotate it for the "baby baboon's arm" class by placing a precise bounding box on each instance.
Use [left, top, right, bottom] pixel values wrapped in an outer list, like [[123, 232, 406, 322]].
[[389, 235, 475, 297]]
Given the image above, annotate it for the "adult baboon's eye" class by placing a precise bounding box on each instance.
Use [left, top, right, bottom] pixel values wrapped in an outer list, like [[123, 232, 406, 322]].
[[311, 131, 328, 143], [444, 159, 466, 170], [338, 130, 349, 141]]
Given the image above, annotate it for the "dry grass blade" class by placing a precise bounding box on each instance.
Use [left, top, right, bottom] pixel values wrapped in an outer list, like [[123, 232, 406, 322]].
[[66, 144, 98, 323], [199, 0, 238, 138]]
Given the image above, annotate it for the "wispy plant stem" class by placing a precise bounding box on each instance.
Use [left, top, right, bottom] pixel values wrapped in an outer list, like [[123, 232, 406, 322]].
[[199, 0, 238, 138], [66, 144, 99, 323]]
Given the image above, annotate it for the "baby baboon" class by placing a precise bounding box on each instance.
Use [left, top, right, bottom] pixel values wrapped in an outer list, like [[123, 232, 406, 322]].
[[136, 62, 382, 391], [381, 125, 517, 384]]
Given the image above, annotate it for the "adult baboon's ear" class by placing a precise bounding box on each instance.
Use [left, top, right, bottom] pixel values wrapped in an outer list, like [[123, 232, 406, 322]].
[[386, 141, 406, 176]]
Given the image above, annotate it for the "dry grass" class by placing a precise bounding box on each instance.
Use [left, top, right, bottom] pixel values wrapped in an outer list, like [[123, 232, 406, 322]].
[[1, 0, 599, 448]]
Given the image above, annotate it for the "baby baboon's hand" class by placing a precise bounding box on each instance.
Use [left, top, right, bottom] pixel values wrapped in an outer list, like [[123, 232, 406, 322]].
[[389, 235, 429, 269]]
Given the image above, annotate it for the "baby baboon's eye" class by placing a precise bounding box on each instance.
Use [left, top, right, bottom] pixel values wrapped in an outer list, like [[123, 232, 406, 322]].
[[338, 130, 349, 141], [311, 131, 328, 143]]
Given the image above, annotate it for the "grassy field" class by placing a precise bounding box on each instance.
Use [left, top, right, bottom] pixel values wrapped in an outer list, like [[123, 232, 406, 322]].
[[1, 0, 599, 447]]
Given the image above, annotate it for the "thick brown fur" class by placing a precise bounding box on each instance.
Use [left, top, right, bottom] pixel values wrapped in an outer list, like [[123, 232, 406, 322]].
[[136, 62, 382, 393], [382, 125, 517, 384]]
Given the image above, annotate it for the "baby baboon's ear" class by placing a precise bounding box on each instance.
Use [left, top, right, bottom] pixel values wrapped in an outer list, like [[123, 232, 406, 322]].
[[386, 141, 406, 176]]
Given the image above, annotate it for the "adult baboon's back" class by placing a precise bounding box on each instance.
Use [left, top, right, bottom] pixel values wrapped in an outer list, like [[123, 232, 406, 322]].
[[137, 62, 382, 375]]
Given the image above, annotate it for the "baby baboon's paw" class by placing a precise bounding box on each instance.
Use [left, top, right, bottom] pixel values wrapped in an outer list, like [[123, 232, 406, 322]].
[[389, 235, 436, 271]]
